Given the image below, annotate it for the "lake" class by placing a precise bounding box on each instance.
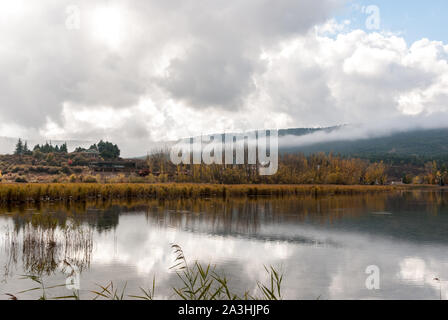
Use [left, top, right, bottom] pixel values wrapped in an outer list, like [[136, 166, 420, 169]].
[[1, 189, 448, 300]]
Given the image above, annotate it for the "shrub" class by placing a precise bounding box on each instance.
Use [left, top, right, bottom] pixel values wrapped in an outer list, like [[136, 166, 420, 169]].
[[48, 167, 60, 175], [72, 166, 83, 173], [11, 166, 22, 173], [32, 150, 44, 160], [109, 174, 128, 183], [61, 166, 72, 175], [15, 177, 27, 183], [83, 175, 98, 183], [32, 166, 50, 173], [46, 153, 58, 166], [129, 176, 146, 183], [72, 155, 88, 166]]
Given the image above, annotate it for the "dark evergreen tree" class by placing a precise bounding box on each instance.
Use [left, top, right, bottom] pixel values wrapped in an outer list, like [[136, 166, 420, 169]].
[[97, 140, 120, 159], [14, 139, 23, 155], [23, 141, 31, 155], [60, 142, 68, 153]]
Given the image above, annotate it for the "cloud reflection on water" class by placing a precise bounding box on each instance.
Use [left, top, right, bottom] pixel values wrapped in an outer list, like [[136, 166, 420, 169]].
[[1, 193, 448, 299]]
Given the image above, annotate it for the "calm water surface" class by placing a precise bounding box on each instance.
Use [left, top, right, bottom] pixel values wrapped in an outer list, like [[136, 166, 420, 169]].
[[1, 190, 448, 300]]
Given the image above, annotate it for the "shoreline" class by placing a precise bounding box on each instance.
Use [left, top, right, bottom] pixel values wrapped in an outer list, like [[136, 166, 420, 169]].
[[0, 183, 443, 204]]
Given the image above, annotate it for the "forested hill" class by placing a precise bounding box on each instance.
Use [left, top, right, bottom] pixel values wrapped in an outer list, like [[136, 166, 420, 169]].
[[153, 126, 448, 165], [280, 128, 448, 165]]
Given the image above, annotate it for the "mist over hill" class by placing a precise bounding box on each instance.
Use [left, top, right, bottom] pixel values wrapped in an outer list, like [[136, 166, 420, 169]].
[[279, 127, 448, 165], [5, 126, 448, 167], [149, 126, 448, 166]]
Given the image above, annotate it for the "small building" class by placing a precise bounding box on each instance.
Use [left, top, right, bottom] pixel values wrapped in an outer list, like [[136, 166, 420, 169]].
[[89, 161, 137, 172], [78, 149, 100, 159]]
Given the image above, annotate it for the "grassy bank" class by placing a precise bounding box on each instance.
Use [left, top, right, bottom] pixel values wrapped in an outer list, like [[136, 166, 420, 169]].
[[0, 183, 407, 204]]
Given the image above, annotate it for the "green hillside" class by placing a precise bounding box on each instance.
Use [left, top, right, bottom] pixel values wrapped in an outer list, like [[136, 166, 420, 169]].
[[281, 128, 448, 165]]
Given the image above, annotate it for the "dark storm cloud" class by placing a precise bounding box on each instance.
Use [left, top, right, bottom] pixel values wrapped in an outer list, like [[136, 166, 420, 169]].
[[151, 0, 345, 109], [0, 0, 344, 130]]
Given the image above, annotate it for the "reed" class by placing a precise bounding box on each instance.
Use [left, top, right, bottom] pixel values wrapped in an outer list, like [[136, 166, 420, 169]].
[[169, 244, 283, 300], [0, 183, 401, 204], [8, 245, 283, 300]]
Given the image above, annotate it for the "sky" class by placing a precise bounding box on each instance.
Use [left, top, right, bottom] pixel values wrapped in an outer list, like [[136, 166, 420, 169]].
[[1, 0, 448, 156], [339, 1, 448, 44]]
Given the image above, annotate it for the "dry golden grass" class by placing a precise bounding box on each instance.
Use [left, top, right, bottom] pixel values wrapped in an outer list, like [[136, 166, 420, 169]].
[[0, 183, 407, 204]]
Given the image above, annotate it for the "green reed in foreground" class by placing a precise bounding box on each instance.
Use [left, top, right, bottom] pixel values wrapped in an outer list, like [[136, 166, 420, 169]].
[[7, 245, 283, 300], [6, 274, 79, 301], [0, 183, 399, 204], [90, 244, 283, 300], [168, 244, 282, 300]]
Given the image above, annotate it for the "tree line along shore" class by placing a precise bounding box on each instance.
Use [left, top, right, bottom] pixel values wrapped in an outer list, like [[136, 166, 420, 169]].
[[2, 138, 448, 186]]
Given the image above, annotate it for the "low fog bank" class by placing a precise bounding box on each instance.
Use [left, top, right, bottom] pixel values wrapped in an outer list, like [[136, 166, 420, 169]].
[[3, 112, 448, 158], [279, 113, 448, 149]]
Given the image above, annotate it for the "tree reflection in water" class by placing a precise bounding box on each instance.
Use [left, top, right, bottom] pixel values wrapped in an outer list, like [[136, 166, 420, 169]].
[[2, 189, 448, 284], [2, 211, 93, 280]]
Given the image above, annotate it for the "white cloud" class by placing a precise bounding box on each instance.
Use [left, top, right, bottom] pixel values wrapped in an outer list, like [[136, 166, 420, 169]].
[[1, 0, 448, 156], [249, 29, 448, 131]]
